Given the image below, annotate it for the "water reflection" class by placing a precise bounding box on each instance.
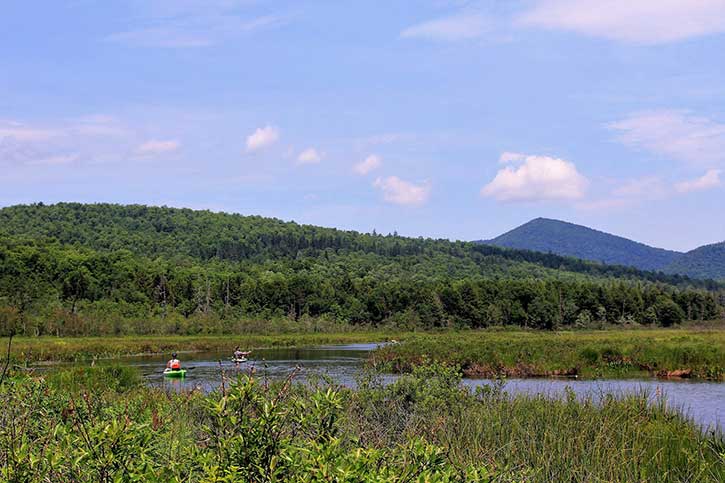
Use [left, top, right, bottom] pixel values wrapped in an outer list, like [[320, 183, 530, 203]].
[[463, 378, 725, 433]]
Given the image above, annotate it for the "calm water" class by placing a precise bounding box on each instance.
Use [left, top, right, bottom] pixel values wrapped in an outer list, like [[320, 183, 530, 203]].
[[119, 343, 724, 431]]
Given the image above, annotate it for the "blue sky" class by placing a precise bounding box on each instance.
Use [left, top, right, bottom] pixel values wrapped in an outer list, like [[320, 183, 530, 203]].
[[1, 0, 724, 251]]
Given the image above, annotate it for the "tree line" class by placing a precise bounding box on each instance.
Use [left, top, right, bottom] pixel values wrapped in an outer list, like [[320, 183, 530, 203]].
[[1, 203, 719, 288], [1, 236, 722, 336]]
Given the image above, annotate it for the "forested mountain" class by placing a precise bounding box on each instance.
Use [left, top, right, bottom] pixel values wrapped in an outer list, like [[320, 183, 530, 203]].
[[0, 203, 710, 285], [664, 242, 725, 280], [484, 218, 682, 272], [0, 203, 722, 336]]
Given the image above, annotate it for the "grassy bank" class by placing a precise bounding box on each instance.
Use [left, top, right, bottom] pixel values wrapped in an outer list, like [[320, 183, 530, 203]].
[[371, 328, 725, 380], [5, 326, 725, 381], [3, 332, 402, 364], [1, 364, 722, 482]]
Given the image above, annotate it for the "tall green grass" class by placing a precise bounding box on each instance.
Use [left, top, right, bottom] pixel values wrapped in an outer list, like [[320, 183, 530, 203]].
[[1, 364, 722, 482], [45, 364, 141, 393], [348, 363, 725, 481], [372, 328, 725, 380], [5, 331, 401, 363]]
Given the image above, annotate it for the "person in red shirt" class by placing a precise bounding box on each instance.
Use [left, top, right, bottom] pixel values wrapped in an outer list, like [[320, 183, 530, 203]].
[[166, 352, 181, 370]]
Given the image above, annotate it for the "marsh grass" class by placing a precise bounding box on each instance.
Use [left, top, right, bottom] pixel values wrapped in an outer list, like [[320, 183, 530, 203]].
[[4, 331, 402, 364], [372, 328, 725, 380], [46, 364, 142, 393], [346, 364, 725, 482], [1, 363, 723, 482]]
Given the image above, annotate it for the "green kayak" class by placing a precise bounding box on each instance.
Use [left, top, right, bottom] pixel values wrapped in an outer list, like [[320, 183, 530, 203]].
[[163, 368, 187, 378]]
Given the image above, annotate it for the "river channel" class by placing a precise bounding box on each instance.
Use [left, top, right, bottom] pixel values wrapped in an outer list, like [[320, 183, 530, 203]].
[[117, 343, 724, 432]]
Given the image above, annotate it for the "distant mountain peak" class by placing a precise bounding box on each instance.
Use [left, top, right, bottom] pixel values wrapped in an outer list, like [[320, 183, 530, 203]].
[[663, 241, 725, 280], [484, 218, 682, 272]]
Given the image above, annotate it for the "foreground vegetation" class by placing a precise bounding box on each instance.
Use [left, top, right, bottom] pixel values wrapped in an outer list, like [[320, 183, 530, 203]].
[[371, 328, 725, 380], [1, 203, 723, 338], [1, 363, 722, 482]]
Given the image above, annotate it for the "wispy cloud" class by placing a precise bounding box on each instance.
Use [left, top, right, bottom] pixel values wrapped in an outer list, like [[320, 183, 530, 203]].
[[106, 28, 214, 48], [0, 115, 176, 169], [106, 1, 287, 49], [577, 175, 668, 212], [401, 11, 491, 41], [607, 110, 725, 166], [374, 176, 430, 206], [136, 139, 180, 156], [518, 0, 725, 44], [25, 154, 79, 166], [407, 1, 725, 46], [296, 148, 322, 165], [354, 154, 381, 175], [676, 169, 722, 193], [246, 125, 279, 152], [0, 121, 59, 142], [578, 169, 720, 212], [613, 176, 667, 199], [482, 153, 588, 202]]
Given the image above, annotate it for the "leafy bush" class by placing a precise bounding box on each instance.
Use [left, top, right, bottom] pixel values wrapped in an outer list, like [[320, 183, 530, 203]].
[[1, 364, 723, 482]]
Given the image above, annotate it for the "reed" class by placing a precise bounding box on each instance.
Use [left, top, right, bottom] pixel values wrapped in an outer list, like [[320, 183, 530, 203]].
[[4, 331, 401, 363], [372, 328, 725, 380], [1, 363, 722, 482]]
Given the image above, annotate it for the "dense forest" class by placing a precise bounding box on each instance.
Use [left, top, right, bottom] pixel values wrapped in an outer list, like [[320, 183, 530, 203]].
[[0, 203, 723, 336], [664, 241, 725, 280], [484, 217, 682, 272], [484, 217, 725, 280]]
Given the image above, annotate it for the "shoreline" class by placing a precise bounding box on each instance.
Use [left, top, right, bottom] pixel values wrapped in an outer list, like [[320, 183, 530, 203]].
[[5, 327, 724, 382]]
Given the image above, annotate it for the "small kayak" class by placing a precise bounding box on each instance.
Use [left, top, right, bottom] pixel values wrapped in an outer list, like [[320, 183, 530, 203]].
[[231, 357, 248, 363], [163, 368, 187, 378]]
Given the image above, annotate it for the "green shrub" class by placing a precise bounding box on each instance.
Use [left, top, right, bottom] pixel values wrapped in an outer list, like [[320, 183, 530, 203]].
[[580, 347, 599, 364], [1, 364, 723, 482], [46, 364, 141, 393]]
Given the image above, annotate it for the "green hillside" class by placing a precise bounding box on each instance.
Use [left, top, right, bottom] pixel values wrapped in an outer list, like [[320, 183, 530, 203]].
[[0, 203, 721, 336], [664, 242, 725, 280], [485, 218, 682, 272]]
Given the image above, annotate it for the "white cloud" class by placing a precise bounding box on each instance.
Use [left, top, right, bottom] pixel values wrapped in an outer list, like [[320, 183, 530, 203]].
[[676, 169, 722, 193], [518, 0, 725, 44], [481, 154, 588, 202], [296, 148, 322, 165], [136, 139, 180, 155], [401, 12, 491, 41], [608, 110, 725, 166], [373, 176, 430, 206], [354, 154, 382, 175], [246, 125, 279, 152]]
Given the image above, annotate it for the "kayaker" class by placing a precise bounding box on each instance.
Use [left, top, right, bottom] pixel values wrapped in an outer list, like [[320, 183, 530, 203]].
[[166, 353, 181, 371], [233, 346, 243, 359]]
